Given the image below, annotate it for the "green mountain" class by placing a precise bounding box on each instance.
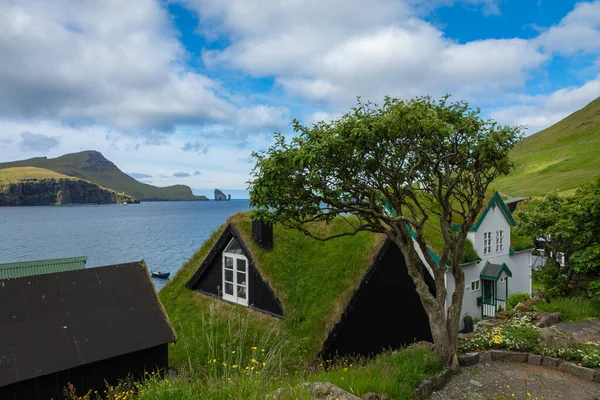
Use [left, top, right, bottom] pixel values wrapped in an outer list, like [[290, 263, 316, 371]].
[[494, 96, 600, 196], [0, 151, 208, 201]]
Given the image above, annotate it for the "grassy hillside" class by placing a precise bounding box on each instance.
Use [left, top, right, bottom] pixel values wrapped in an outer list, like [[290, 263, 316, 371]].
[[0, 151, 208, 201], [0, 166, 79, 184], [494, 96, 600, 196]]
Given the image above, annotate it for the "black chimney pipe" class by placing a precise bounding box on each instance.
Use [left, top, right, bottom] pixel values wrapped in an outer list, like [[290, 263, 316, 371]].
[[252, 220, 273, 250]]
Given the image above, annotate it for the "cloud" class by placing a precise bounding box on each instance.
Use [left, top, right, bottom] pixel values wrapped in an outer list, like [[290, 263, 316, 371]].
[[128, 172, 153, 179], [535, 0, 600, 56], [0, 0, 233, 132], [193, 170, 202, 176], [192, 1, 545, 107], [489, 74, 600, 134], [182, 141, 211, 154], [18, 132, 60, 152], [173, 171, 191, 177]]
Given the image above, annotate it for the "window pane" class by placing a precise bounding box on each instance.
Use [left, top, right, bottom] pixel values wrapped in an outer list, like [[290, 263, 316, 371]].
[[225, 269, 233, 283], [237, 285, 246, 299], [224, 256, 234, 269], [237, 258, 246, 272], [237, 272, 247, 286], [224, 238, 244, 254], [225, 282, 233, 295]]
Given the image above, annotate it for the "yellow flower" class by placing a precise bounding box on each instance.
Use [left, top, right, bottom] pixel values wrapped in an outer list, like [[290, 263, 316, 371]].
[[233, 365, 238, 369], [212, 359, 217, 363], [251, 346, 257, 350], [251, 358, 258, 364], [261, 348, 265, 353], [223, 362, 228, 366], [232, 350, 236, 354], [262, 362, 266, 367]]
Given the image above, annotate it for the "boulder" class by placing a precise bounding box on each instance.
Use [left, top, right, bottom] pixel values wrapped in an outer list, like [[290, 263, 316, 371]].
[[458, 352, 480, 366], [271, 382, 361, 400], [494, 310, 515, 320], [362, 393, 392, 400], [514, 298, 538, 312], [534, 312, 562, 328], [538, 326, 577, 349], [559, 362, 597, 382]]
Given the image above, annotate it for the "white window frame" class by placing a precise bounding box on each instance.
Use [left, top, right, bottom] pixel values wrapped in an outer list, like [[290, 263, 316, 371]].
[[496, 230, 504, 252], [222, 239, 249, 306], [499, 276, 507, 284], [471, 280, 480, 292], [483, 232, 492, 255]]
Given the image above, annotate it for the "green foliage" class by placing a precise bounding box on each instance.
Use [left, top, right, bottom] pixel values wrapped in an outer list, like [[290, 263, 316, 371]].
[[494, 96, 600, 196], [540, 344, 600, 368], [515, 177, 600, 300], [532, 296, 600, 322], [507, 293, 531, 310]]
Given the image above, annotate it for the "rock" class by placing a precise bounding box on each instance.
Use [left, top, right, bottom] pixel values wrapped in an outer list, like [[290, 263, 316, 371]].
[[559, 362, 596, 382], [362, 393, 392, 400], [528, 353, 542, 365], [542, 356, 561, 369], [490, 350, 528, 363], [514, 298, 538, 312], [539, 326, 577, 349], [458, 352, 480, 366], [534, 312, 562, 328], [494, 310, 515, 320], [469, 380, 483, 387], [414, 368, 452, 400], [214, 189, 230, 201], [479, 351, 492, 363], [271, 382, 361, 400], [475, 319, 502, 332]]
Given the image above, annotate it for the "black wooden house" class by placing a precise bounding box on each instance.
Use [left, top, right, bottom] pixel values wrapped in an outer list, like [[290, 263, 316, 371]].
[[0, 261, 177, 399], [187, 213, 434, 360]]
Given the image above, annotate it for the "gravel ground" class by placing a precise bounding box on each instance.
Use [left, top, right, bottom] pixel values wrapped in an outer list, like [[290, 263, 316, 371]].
[[429, 361, 600, 400]]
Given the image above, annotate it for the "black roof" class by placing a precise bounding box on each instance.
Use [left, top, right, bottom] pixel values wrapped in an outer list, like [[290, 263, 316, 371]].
[[0, 262, 177, 388]]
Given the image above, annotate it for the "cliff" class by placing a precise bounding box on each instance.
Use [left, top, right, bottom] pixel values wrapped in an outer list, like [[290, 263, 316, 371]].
[[214, 189, 230, 201], [0, 167, 137, 206], [0, 151, 208, 202]]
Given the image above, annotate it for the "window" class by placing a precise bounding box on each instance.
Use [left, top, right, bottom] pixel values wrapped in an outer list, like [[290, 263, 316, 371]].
[[499, 276, 506, 283], [471, 280, 480, 292], [222, 238, 248, 306], [496, 230, 504, 252], [483, 232, 492, 254]]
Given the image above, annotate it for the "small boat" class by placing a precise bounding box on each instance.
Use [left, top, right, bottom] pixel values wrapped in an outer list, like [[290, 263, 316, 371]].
[[151, 271, 170, 279]]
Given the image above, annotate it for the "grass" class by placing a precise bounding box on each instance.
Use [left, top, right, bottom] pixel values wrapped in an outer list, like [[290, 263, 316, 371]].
[[494, 96, 600, 196], [0, 151, 208, 201], [135, 346, 443, 400], [0, 166, 78, 184], [532, 296, 600, 322]]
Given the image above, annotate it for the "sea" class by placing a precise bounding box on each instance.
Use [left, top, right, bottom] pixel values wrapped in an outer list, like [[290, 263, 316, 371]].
[[0, 200, 251, 290]]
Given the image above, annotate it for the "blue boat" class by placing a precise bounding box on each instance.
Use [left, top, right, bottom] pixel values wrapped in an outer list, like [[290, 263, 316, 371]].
[[151, 271, 170, 279]]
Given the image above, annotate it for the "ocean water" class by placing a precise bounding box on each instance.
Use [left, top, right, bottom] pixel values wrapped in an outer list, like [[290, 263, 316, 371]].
[[0, 200, 250, 290]]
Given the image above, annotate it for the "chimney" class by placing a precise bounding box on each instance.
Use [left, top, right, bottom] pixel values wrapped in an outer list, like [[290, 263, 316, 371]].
[[252, 219, 273, 250]]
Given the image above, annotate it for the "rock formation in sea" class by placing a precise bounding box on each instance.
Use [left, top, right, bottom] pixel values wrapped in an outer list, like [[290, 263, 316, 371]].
[[214, 189, 231, 201]]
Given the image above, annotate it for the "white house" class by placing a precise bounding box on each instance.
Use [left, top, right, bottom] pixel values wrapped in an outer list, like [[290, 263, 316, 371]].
[[443, 193, 534, 329]]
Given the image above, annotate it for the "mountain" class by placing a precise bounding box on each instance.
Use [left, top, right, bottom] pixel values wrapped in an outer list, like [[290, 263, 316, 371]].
[[494, 96, 600, 196], [0, 151, 208, 201], [0, 166, 137, 206]]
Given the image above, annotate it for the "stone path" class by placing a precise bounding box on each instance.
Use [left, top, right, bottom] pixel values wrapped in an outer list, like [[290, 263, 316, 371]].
[[429, 362, 600, 400]]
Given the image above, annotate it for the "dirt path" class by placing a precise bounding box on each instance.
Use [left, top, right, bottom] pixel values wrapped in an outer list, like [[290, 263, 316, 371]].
[[429, 362, 600, 400]]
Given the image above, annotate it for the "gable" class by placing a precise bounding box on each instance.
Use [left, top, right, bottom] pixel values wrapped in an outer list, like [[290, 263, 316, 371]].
[[471, 192, 515, 231], [0, 262, 176, 387], [186, 224, 285, 318]]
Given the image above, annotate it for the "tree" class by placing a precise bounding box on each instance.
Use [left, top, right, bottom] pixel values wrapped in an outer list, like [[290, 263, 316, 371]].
[[249, 96, 521, 369], [515, 176, 600, 300]]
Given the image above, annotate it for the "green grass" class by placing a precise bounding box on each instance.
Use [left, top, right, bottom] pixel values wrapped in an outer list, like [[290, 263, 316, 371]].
[[494, 96, 600, 196], [0, 166, 78, 184], [135, 346, 442, 400], [0, 151, 207, 201], [532, 296, 600, 322]]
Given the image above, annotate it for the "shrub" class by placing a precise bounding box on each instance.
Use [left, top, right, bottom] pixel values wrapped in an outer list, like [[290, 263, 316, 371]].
[[507, 293, 530, 310], [458, 313, 539, 353], [532, 296, 600, 322]]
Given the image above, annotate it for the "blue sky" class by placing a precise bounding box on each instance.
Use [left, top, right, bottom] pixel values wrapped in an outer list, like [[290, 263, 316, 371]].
[[0, 0, 598, 199]]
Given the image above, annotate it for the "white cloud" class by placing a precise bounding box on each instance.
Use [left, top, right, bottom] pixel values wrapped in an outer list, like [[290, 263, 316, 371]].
[[190, 1, 546, 108], [535, 0, 600, 55], [489, 75, 600, 134]]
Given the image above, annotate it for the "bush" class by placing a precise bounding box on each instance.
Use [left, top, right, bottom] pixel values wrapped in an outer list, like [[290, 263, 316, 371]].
[[532, 296, 600, 322], [507, 293, 530, 310], [458, 313, 540, 353]]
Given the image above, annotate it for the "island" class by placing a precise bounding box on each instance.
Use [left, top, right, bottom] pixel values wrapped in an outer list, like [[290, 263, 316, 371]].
[[214, 189, 231, 201]]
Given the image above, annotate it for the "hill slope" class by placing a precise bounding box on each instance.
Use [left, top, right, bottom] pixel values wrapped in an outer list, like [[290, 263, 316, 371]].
[[494, 96, 600, 196], [0, 151, 207, 201]]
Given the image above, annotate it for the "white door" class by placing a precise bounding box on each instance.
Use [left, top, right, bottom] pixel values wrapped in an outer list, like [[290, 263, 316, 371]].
[[222, 253, 248, 306]]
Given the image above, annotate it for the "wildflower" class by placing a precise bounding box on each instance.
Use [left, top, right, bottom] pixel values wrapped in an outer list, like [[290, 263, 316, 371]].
[[223, 362, 228, 366], [232, 350, 236, 354], [233, 365, 238, 369], [262, 362, 266, 367], [261, 348, 265, 353], [251, 346, 257, 350], [251, 358, 258, 364]]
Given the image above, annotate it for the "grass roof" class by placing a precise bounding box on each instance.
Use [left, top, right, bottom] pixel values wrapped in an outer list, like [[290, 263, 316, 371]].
[[161, 212, 386, 368]]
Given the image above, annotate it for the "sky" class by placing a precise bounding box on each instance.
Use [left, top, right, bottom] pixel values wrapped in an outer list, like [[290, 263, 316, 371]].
[[0, 0, 598, 199]]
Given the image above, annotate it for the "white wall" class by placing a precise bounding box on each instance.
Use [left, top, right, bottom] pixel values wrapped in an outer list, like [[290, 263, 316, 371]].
[[473, 204, 511, 259]]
